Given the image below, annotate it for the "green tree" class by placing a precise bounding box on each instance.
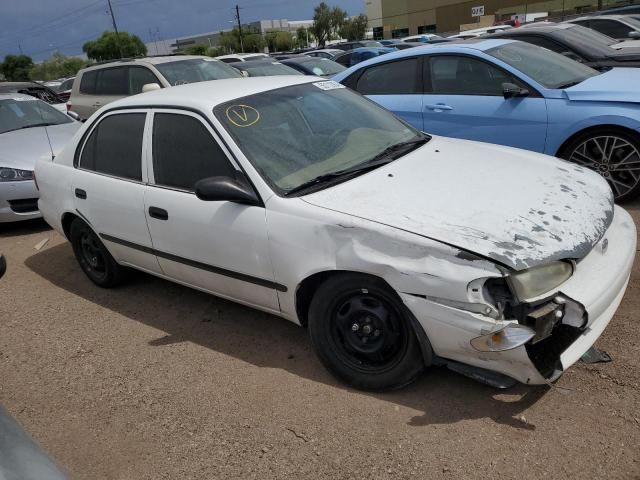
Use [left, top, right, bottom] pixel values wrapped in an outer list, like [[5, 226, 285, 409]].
[[29, 52, 89, 81], [184, 44, 208, 56], [265, 31, 294, 52], [243, 33, 266, 53], [82, 31, 147, 61], [339, 14, 368, 41], [295, 26, 313, 48], [218, 30, 240, 53], [0, 54, 34, 81], [311, 3, 348, 47]]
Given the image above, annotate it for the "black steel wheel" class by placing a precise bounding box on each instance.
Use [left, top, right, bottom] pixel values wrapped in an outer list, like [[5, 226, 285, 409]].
[[308, 273, 426, 391], [69, 218, 126, 288], [560, 128, 640, 202]]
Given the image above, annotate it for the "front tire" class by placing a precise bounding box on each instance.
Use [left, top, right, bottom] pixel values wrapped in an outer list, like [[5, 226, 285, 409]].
[[308, 274, 425, 391], [69, 218, 126, 288], [559, 127, 640, 202]]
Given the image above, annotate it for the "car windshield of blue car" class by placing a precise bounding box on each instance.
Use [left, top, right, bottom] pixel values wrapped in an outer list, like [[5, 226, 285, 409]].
[[155, 58, 242, 86], [215, 82, 422, 194], [487, 41, 599, 89], [0, 98, 72, 134]]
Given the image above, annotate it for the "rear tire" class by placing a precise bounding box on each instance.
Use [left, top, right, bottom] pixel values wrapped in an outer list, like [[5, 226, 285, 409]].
[[69, 218, 126, 288], [308, 273, 425, 391], [558, 127, 640, 202]]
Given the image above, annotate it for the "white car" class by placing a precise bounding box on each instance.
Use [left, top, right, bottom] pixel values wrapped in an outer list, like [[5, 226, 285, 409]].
[[1, 94, 79, 222], [35, 76, 636, 391], [401, 34, 443, 42], [215, 53, 269, 63], [448, 25, 513, 38]]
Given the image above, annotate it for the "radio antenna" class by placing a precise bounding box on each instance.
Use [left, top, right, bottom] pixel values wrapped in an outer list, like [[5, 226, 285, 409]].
[[35, 99, 56, 161]]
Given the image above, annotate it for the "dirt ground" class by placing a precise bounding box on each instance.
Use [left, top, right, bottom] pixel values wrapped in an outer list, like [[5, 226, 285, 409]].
[[1, 200, 639, 480]]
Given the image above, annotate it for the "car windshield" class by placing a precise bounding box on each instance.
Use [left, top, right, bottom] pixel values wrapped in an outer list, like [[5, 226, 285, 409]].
[[487, 41, 599, 88], [155, 58, 242, 86], [298, 58, 346, 75], [214, 82, 421, 194], [0, 98, 72, 134], [563, 24, 619, 47], [238, 62, 302, 77]]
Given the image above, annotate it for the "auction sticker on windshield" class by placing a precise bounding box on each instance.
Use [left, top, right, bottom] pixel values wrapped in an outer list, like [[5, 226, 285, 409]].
[[313, 81, 345, 91], [225, 104, 260, 127]]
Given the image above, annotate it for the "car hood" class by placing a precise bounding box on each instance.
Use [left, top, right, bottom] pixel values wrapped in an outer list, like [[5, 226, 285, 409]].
[[564, 68, 640, 103], [302, 136, 614, 271], [0, 122, 79, 169]]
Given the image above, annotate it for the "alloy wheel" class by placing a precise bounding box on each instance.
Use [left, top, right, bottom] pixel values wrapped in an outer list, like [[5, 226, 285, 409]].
[[568, 135, 640, 199]]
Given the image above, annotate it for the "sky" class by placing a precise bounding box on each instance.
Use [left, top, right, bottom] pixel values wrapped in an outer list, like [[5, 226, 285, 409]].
[[0, 0, 364, 61]]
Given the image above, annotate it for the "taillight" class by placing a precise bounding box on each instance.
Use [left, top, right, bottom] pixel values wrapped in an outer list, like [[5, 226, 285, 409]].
[[33, 171, 39, 191], [66, 101, 71, 112]]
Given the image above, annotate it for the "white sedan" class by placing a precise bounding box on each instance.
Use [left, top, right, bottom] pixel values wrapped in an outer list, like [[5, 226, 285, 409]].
[[35, 76, 636, 391], [0, 94, 79, 222]]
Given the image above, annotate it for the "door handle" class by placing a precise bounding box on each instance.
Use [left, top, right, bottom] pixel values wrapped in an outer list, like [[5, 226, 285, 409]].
[[148, 206, 168, 221], [425, 103, 453, 111], [75, 188, 87, 199]]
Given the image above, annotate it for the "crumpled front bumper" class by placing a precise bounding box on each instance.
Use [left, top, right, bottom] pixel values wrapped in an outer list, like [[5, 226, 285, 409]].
[[401, 205, 636, 385], [0, 180, 40, 223]]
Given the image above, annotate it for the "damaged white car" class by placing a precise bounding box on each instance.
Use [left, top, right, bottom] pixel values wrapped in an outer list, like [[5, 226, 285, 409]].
[[35, 77, 637, 391]]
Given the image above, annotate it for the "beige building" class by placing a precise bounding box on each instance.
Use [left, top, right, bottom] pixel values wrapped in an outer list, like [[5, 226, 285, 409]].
[[371, 0, 610, 38]]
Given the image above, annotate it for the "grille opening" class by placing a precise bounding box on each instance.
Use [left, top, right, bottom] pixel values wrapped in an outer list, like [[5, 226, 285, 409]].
[[7, 198, 39, 214]]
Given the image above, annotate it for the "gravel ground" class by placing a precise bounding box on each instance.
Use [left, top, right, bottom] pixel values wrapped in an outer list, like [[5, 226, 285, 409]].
[[1, 200, 639, 480]]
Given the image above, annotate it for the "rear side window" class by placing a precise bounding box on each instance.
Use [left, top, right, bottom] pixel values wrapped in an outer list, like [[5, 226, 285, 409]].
[[79, 71, 97, 94], [510, 35, 565, 53], [356, 58, 419, 95], [96, 67, 128, 95], [152, 113, 235, 191], [80, 113, 145, 181]]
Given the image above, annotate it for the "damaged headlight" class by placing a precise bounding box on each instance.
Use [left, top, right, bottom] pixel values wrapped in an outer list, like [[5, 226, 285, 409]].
[[508, 261, 573, 300], [0, 167, 34, 182]]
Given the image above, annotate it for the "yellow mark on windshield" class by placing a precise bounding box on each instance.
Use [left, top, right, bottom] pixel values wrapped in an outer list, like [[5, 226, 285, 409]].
[[226, 104, 260, 127]]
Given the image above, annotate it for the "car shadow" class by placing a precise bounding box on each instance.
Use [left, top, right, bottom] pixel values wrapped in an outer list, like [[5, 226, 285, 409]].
[[0, 218, 50, 237], [25, 242, 548, 430]]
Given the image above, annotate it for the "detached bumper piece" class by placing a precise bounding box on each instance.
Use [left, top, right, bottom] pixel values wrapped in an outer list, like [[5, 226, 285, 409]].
[[523, 295, 587, 379]]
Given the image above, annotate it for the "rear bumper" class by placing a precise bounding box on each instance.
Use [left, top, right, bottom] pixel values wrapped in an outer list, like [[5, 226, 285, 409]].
[[0, 181, 40, 223], [403, 205, 636, 385]]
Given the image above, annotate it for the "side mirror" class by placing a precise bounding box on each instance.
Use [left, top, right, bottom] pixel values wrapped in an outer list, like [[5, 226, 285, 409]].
[[629, 31, 640, 39], [142, 83, 161, 93], [241, 70, 250, 77], [66, 110, 80, 121], [195, 173, 260, 205], [502, 82, 529, 99]]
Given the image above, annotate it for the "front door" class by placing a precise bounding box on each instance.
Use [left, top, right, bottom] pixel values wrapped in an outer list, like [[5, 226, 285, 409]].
[[72, 110, 162, 274], [422, 54, 548, 152], [143, 109, 280, 312]]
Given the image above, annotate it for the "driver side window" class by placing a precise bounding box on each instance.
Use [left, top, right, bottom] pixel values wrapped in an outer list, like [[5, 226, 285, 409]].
[[152, 113, 236, 191], [427, 55, 520, 96]]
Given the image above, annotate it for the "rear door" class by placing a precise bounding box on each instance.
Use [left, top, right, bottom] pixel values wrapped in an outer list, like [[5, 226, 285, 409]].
[[421, 54, 548, 152], [72, 110, 162, 274], [352, 57, 424, 130]]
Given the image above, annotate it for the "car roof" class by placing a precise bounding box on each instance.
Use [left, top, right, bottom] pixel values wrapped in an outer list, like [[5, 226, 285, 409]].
[[0, 81, 46, 91], [79, 55, 217, 72], [506, 22, 574, 32], [216, 53, 268, 60], [577, 14, 636, 21], [103, 76, 319, 111], [0, 93, 36, 100], [230, 59, 286, 67]]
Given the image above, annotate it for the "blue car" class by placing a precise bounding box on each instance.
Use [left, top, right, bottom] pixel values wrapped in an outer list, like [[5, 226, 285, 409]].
[[333, 39, 640, 201], [334, 47, 397, 68]]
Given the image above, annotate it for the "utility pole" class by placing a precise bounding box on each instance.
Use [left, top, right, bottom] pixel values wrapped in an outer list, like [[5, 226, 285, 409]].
[[106, 0, 124, 58], [18, 41, 23, 55], [235, 4, 244, 53]]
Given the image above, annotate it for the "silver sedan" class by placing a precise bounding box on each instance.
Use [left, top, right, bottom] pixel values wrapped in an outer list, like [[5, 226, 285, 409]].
[[0, 94, 79, 223]]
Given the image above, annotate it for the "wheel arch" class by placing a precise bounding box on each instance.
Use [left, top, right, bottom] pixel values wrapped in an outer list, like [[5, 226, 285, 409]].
[[555, 123, 640, 157], [295, 270, 389, 327], [61, 211, 80, 240]]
